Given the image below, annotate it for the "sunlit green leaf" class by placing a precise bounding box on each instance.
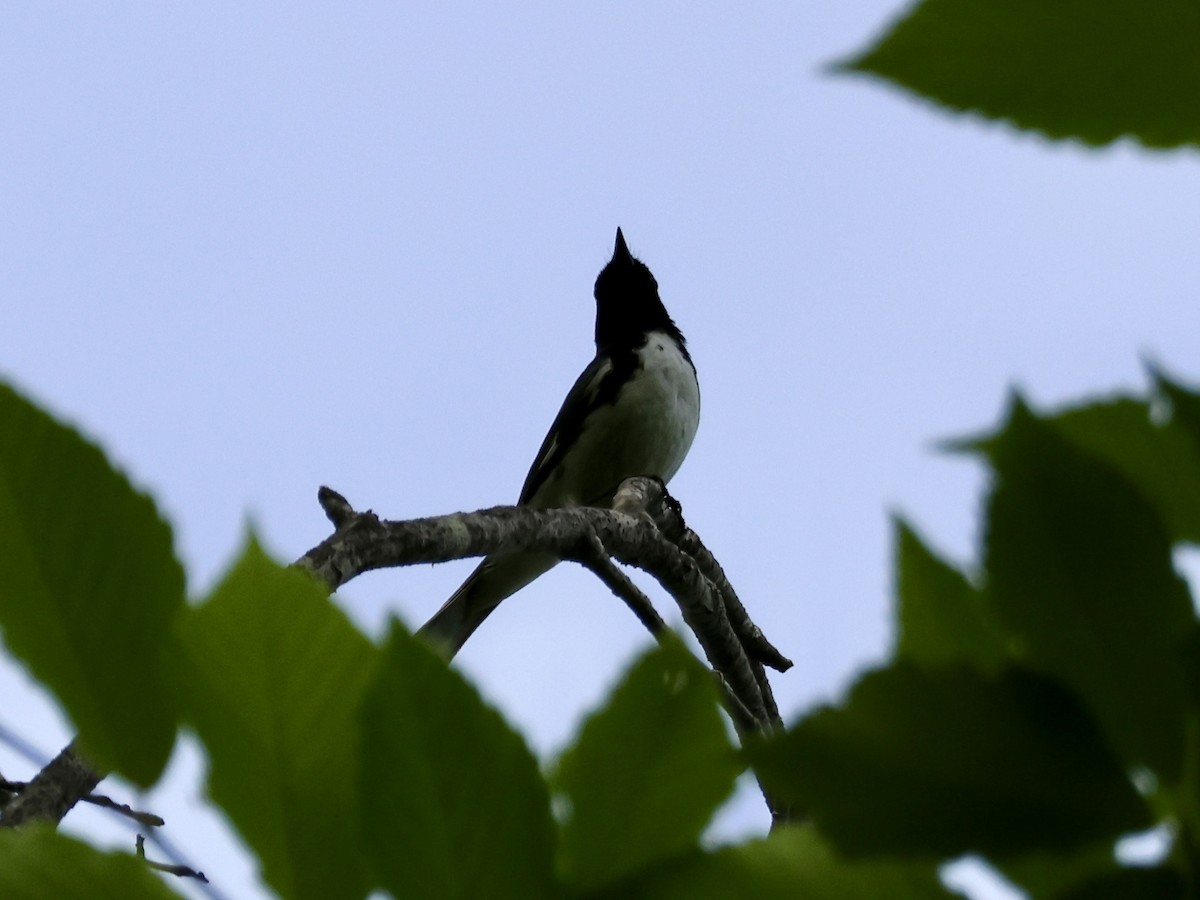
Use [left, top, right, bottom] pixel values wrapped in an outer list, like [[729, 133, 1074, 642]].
[[0, 382, 183, 784], [0, 827, 180, 899], [174, 539, 374, 900], [358, 621, 556, 900], [552, 639, 739, 892]]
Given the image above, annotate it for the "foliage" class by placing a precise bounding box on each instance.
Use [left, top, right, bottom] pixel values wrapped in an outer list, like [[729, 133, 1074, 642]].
[[5, 362, 1200, 896], [752, 371, 1200, 896], [1, 3, 1195, 895], [837, 0, 1200, 148], [0, 827, 180, 899], [0, 384, 183, 785]]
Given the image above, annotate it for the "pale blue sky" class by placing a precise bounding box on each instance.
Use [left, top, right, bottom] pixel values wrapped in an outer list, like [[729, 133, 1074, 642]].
[[2, 4, 1196, 898]]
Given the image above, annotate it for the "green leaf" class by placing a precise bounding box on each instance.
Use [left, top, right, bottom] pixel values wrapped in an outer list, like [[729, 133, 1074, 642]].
[[357, 621, 557, 900], [995, 840, 1121, 900], [1154, 369, 1200, 456], [982, 398, 1194, 777], [747, 664, 1150, 858], [551, 639, 739, 893], [893, 516, 1005, 672], [0, 827, 181, 899], [1051, 397, 1200, 545], [1054, 865, 1185, 900], [837, 0, 1200, 148], [174, 539, 374, 900], [597, 825, 954, 900], [0, 382, 183, 785]]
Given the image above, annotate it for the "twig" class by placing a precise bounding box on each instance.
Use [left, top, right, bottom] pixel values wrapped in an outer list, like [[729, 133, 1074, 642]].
[[0, 725, 229, 898], [85, 792, 165, 828], [0, 779, 158, 826], [136, 834, 209, 883]]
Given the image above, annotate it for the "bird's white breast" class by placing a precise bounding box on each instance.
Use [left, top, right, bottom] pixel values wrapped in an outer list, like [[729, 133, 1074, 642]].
[[540, 330, 700, 507]]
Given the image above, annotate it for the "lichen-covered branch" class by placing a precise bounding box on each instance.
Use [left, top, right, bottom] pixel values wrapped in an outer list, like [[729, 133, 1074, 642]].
[[0, 741, 103, 828], [297, 478, 794, 815]]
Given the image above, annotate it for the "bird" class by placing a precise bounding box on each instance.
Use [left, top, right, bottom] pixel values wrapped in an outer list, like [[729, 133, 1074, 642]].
[[418, 228, 701, 658]]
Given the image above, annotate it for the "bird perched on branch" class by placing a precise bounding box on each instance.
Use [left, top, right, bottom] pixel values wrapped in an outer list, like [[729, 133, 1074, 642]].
[[419, 228, 701, 658]]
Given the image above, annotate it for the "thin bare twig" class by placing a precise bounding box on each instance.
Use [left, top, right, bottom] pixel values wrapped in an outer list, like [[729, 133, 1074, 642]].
[[0, 724, 229, 899], [85, 792, 165, 828], [136, 834, 209, 883]]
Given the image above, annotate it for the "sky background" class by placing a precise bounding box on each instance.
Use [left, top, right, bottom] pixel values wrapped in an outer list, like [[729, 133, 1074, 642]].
[[2, 4, 1197, 899]]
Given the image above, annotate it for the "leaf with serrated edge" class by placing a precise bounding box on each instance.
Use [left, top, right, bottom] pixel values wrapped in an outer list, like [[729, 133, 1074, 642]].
[[838, 0, 1200, 148], [552, 639, 739, 892], [747, 664, 1149, 858], [983, 398, 1193, 777], [894, 516, 1005, 672], [358, 621, 556, 900], [0, 382, 183, 784], [174, 539, 373, 900]]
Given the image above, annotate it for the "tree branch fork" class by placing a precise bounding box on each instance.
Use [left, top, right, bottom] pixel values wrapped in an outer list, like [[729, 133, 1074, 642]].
[[301, 478, 790, 725], [1, 476, 793, 848]]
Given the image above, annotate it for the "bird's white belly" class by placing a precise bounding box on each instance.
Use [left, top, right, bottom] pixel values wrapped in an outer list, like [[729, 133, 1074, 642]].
[[542, 332, 700, 507]]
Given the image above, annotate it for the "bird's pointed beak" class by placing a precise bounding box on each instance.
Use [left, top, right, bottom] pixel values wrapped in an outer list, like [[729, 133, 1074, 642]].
[[613, 227, 631, 262]]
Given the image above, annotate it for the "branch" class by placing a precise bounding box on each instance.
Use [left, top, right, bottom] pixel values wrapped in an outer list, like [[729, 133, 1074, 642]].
[[0, 742, 103, 828], [85, 792, 165, 828], [569, 527, 668, 638], [634, 484, 790, 731], [300, 479, 798, 826], [300, 486, 766, 715], [299, 485, 781, 711], [0, 725, 226, 894]]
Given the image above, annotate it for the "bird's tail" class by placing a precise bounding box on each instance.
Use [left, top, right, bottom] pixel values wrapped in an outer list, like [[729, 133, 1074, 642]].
[[417, 551, 558, 659]]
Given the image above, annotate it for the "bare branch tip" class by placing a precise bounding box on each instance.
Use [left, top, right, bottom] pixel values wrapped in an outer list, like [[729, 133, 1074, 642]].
[[317, 486, 356, 527], [136, 833, 209, 883], [85, 792, 165, 827]]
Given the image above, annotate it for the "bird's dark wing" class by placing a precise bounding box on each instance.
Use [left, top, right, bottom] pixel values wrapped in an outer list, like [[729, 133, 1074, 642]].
[[518, 347, 637, 505]]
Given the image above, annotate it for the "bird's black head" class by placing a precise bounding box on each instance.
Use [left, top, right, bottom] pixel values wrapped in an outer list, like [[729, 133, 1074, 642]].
[[593, 228, 685, 352]]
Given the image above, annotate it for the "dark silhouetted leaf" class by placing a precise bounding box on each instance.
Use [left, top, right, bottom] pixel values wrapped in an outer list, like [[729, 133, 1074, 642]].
[[1055, 864, 1185, 900], [838, 0, 1200, 148], [982, 398, 1193, 777], [1154, 369, 1200, 457], [598, 825, 956, 900], [747, 664, 1149, 857], [1051, 397, 1200, 545], [893, 516, 1005, 671]]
